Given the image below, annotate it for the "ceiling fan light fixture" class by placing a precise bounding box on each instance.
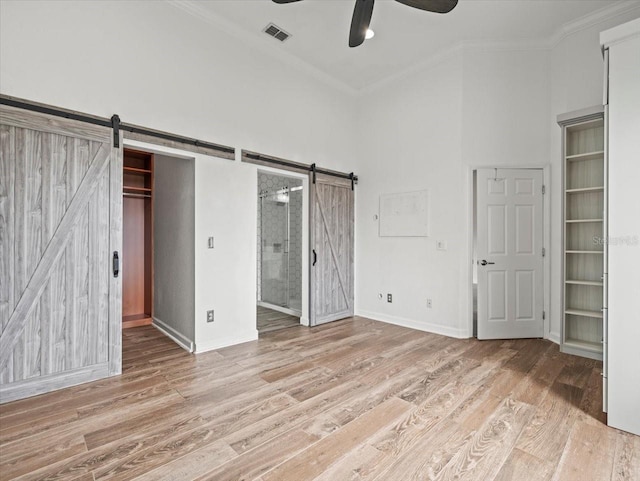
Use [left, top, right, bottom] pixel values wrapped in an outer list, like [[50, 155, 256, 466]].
[[365, 28, 375, 40]]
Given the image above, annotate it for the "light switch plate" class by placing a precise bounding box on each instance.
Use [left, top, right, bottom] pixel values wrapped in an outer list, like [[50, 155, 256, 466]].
[[436, 240, 447, 251], [208, 237, 215, 249], [207, 310, 214, 322]]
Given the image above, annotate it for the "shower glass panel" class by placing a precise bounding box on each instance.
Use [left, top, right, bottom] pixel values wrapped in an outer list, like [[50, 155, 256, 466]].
[[258, 173, 303, 315]]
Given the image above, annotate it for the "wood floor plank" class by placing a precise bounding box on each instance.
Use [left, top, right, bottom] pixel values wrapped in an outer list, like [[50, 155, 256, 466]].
[[551, 420, 617, 481], [516, 381, 584, 466], [431, 398, 535, 481], [611, 432, 640, 481], [194, 429, 320, 481], [0, 318, 632, 481], [493, 448, 555, 481], [129, 440, 237, 481], [261, 397, 412, 481]]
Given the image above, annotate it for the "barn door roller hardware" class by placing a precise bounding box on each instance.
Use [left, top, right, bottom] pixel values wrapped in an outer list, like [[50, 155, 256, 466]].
[[111, 115, 120, 148]]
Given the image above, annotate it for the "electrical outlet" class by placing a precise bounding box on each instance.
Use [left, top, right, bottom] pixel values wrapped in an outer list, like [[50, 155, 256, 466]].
[[387, 293, 392, 303], [427, 299, 432, 309], [207, 237, 215, 249], [207, 310, 214, 323]]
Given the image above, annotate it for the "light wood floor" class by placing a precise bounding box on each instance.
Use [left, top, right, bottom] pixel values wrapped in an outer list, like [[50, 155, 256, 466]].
[[1, 318, 638, 481], [257, 305, 300, 334]]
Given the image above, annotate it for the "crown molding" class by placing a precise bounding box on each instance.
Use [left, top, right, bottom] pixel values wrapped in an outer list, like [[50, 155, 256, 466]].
[[548, 0, 640, 48], [166, 0, 359, 97]]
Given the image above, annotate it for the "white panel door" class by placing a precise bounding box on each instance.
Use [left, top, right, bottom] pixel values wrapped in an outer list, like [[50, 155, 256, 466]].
[[477, 168, 544, 339]]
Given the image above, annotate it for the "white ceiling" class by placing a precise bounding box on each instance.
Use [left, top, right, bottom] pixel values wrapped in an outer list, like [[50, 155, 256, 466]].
[[186, 0, 633, 91]]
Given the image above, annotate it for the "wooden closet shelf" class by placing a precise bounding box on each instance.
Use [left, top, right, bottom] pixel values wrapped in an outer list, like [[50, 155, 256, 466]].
[[564, 338, 603, 353], [124, 166, 152, 174], [565, 309, 603, 319], [123, 186, 152, 193], [565, 279, 603, 286], [565, 150, 605, 161], [566, 186, 604, 193], [565, 219, 603, 223]]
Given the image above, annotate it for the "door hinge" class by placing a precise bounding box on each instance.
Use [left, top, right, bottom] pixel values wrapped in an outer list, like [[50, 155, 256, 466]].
[[542, 185, 546, 195], [310, 163, 316, 184], [542, 247, 546, 257], [543, 310, 546, 320]]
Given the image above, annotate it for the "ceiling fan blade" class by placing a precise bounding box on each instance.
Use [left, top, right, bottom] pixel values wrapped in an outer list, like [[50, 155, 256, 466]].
[[272, 0, 303, 4], [394, 0, 458, 14], [349, 0, 375, 48]]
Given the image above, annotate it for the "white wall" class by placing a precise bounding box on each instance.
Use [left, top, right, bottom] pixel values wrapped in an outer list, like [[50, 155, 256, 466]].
[[153, 154, 196, 349], [0, 0, 358, 350], [355, 52, 466, 337]]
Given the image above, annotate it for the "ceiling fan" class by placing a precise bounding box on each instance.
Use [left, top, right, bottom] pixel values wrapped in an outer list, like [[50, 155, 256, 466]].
[[272, 0, 458, 48]]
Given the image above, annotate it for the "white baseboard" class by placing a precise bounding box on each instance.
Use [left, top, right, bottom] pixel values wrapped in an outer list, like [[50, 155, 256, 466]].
[[300, 316, 309, 327], [152, 317, 195, 353], [195, 330, 259, 354], [356, 310, 469, 339], [547, 331, 561, 345]]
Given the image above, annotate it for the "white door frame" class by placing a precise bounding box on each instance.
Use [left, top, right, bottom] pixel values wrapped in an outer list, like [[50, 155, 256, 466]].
[[466, 164, 551, 340]]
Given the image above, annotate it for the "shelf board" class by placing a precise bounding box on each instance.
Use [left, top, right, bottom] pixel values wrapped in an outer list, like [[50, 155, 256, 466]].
[[564, 338, 603, 353], [566, 186, 604, 194], [565, 309, 603, 319], [565, 279, 603, 286], [123, 186, 152, 193], [565, 250, 603, 254], [565, 219, 603, 223], [124, 166, 152, 174], [565, 150, 604, 161]]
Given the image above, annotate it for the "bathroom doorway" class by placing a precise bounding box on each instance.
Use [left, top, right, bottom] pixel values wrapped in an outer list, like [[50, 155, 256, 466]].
[[257, 172, 304, 333]]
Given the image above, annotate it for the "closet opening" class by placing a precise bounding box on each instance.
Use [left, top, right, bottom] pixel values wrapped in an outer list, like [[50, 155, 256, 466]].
[[122, 149, 154, 329], [257, 171, 305, 334], [121, 147, 196, 351]]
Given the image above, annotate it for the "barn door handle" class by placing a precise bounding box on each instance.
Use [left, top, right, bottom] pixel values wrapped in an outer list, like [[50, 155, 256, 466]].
[[313, 249, 317, 266], [113, 251, 120, 278], [479, 259, 495, 266]]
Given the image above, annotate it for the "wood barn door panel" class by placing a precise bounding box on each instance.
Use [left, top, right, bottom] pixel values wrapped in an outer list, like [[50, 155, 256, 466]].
[[310, 175, 354, 326], [0, 105, 122, 403]]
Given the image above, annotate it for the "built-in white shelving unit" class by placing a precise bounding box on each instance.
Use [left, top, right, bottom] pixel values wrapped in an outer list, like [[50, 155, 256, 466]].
[[558, 107, 605, 361]]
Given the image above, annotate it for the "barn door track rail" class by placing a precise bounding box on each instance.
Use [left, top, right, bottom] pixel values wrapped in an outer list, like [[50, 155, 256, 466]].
[[242, 150, 358, 189], [0, 94, 235, 159]]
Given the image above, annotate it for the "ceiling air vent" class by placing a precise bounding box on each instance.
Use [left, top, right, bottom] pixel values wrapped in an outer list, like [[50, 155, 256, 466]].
[[263, 23, 291, 42]]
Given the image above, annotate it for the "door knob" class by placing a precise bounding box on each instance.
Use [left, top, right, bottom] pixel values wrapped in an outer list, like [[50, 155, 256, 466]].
[[480, 259, 495, 266]]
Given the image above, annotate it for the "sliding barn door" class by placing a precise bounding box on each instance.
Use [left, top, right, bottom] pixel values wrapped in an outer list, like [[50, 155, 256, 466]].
[[310, 174, 354, 326], [0, 105, 122, 403]]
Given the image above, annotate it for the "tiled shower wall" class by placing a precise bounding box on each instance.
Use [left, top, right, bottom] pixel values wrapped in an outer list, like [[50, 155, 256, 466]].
[[257, 173, 303, 313]]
